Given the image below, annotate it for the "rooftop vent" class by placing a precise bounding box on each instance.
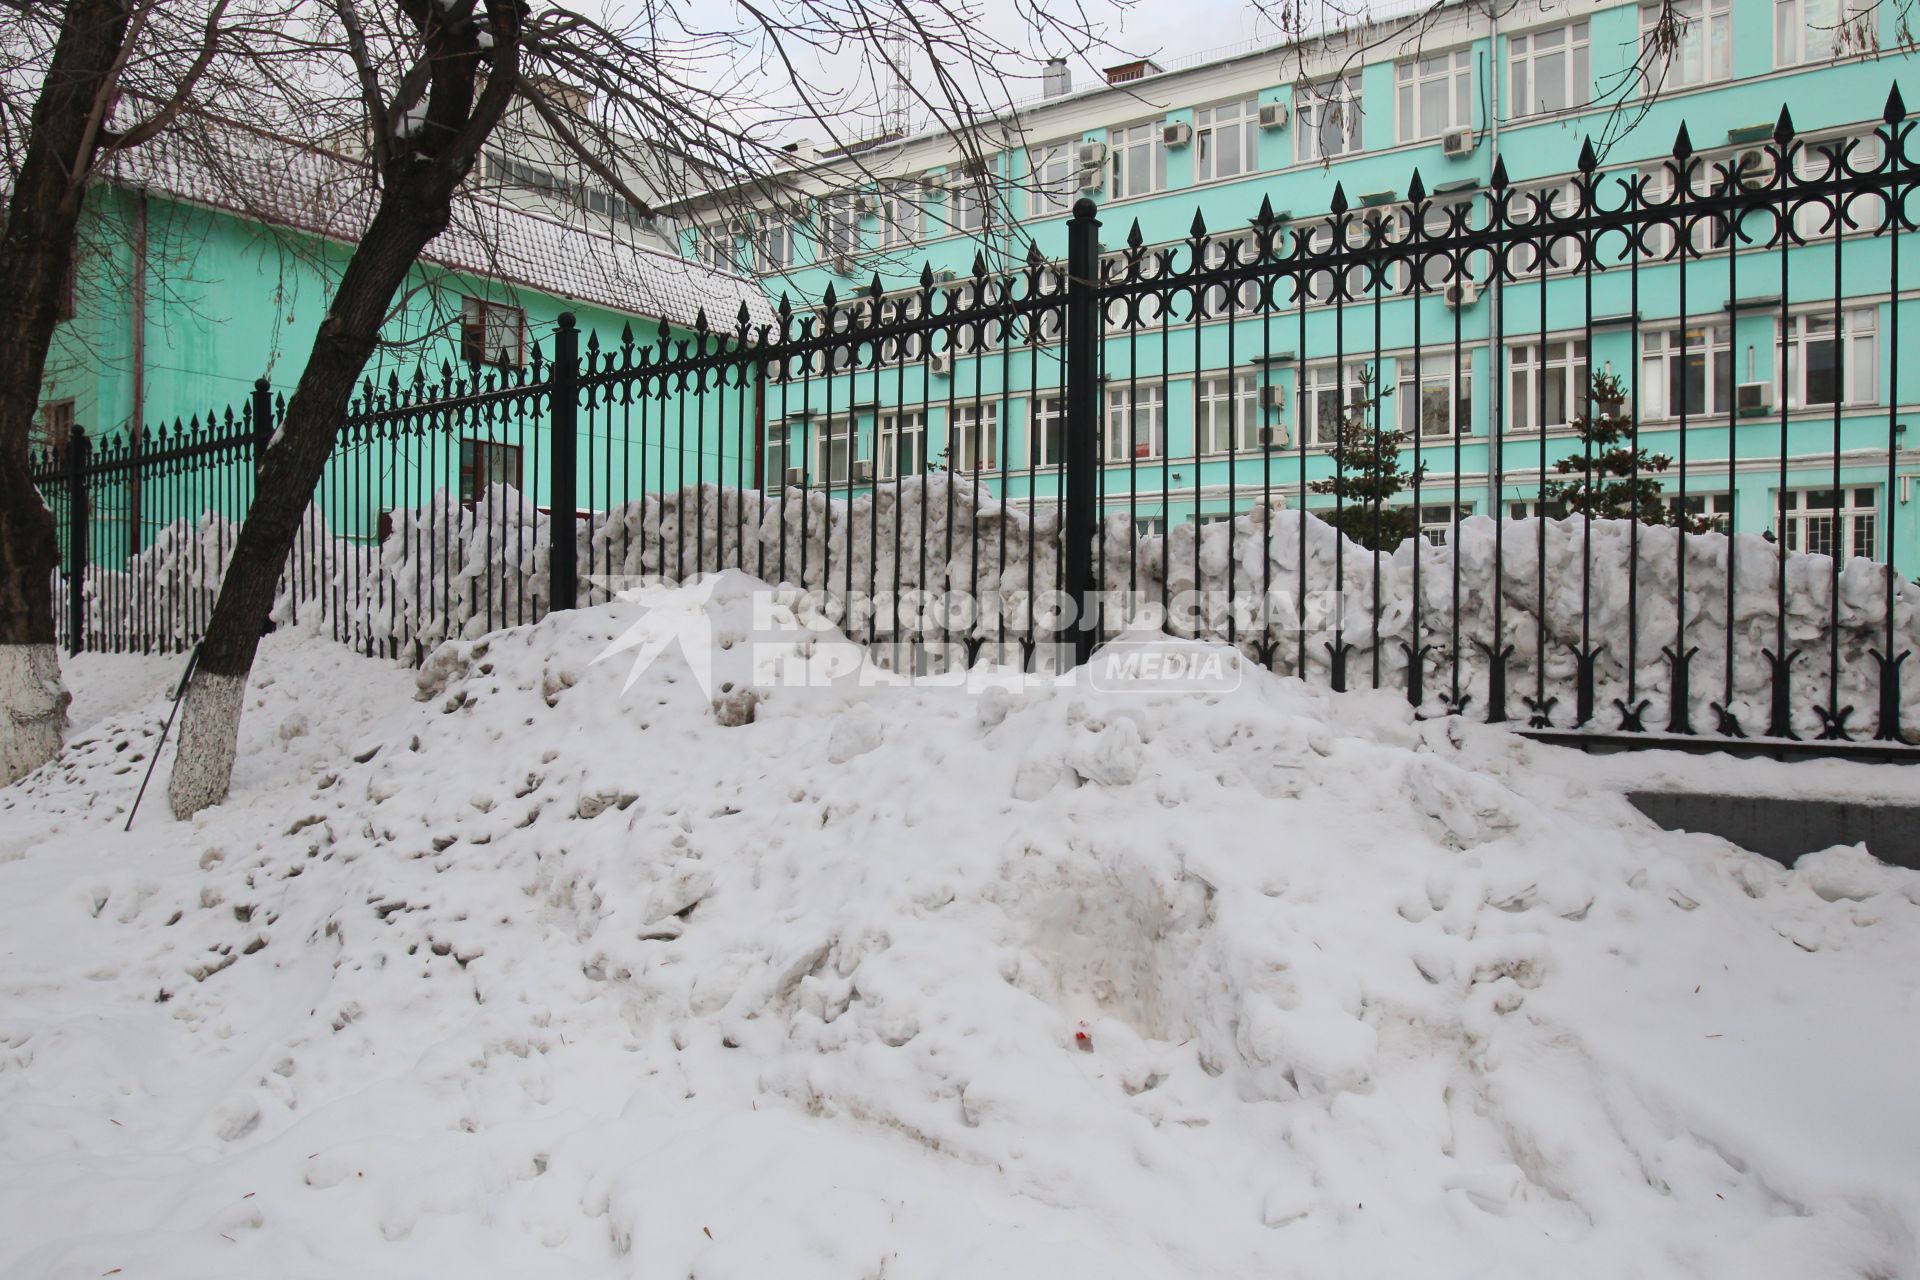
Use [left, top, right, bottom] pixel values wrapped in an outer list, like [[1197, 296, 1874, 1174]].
[[1043, 57, 1072, 99]]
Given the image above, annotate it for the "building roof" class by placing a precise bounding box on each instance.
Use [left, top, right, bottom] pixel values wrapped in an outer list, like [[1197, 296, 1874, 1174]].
[[100, 123, 774, 332]]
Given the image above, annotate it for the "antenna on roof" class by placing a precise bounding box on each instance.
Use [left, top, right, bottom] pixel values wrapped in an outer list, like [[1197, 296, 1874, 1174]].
[[884, 25, 911, 136]]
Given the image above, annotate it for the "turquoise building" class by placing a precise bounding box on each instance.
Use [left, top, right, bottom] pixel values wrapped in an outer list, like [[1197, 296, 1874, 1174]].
[[668, 0, 1920, 571]]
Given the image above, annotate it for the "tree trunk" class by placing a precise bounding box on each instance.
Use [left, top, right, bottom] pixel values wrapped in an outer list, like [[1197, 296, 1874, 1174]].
[[168, 192, 454, 817], [0, 0, 137, 784]]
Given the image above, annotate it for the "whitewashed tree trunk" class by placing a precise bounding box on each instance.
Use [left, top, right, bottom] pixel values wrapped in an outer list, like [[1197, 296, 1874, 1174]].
[[167, 671, 245, 818], [0, 643, 68, 785]]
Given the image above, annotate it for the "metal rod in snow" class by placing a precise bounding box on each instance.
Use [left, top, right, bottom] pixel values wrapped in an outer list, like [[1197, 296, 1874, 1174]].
[[124, 643, 201, 832]]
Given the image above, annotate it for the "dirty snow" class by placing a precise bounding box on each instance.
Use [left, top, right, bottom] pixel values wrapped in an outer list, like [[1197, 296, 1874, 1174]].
[[3, 575, 1919, 1279]]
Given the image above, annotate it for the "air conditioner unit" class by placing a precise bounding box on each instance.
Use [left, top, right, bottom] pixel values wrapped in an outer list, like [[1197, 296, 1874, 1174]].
[[1441, 127, 1477, 158], [1258, 424, 1288, 447], [1162, 121, 1193, 148], [1260, 384, 1287, 411], [1736, 381, 1775, 416], [852, 458, 874, 482], [1258, 102, 1290, 129], [932, 267, 959, 283], [1077, 167, 1105, 191], [928, 350, 954, 376], [783, 466, 807, 487], [1442, 279, 1479, 308], [830, 252, 856, 275], [854, 194, 879, 214], [1076, 141, 1109, 168], [1735, 147, 1777, 188]]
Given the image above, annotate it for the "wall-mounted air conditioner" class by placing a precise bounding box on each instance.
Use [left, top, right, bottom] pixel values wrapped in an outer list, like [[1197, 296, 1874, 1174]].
[[1442, 279, 1479, 308], [932, 267, 959, 283], [1259, 424, 1288, 447], [1260, 384, 1287, 411], [1735, 147, 1778, 189], [783, 467, 807, 487], [1737, 381, 1775, 416], [928, 351, 954, 376], [1162, 121, 1193, 148], [1441, 127, 1477, 158], [1258, 102, 1289, 129], [1076, 141, 1109, 168], [852, 458, 874, 482], [854, 194, 879, 214], [830, 253, 856, 276]]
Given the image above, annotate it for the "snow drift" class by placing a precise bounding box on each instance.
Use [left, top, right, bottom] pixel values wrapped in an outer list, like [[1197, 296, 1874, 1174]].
[[3, 578, 1918, 1278], [71, 477, 1919, 741]]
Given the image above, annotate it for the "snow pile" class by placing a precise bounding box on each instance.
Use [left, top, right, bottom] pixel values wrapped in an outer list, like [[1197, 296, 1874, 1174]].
[[69, 477, 1920, 738], [3, 580, 1919, 1277]]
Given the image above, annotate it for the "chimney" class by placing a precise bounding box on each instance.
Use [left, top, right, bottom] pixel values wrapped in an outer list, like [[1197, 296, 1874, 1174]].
[[1042, 57, 1071, 99]]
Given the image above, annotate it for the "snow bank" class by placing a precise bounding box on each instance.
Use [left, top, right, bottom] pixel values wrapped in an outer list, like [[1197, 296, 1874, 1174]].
[[3, 586, 1918, 1277], [69, 478, 1920, 738]]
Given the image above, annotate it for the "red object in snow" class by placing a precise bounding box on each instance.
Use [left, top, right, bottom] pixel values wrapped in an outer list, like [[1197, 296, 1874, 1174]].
[[1074, 1025, 1093, 1052]]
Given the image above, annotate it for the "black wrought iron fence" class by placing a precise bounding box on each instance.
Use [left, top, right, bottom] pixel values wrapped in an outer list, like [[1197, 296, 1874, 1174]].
[[29, 87, 1920, 757]]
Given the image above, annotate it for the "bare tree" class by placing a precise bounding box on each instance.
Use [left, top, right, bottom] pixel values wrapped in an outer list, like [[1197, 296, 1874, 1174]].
[[0, 0, 259, 783]]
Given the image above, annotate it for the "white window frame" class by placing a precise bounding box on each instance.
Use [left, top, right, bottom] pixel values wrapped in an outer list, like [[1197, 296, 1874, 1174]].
[[1508, 182, 1581, 277], [1776, 0, 1871, 66], [460, 296, 526, 369], [1418, 502, 1474, 545], [1777, 486, 1878, 560], [696, 226, 736, 272], [1781, 307, 1878, 408], [1198, 372, 1263, 454], [1109, 122, 1167, 199], [1201, 239, 1262, 315], [761, 219, 794, 271], [1300, 360, 1373, 447], [1396, 49, 1473, 143], [1194, 99, 1260, 182], [1641, 0, 1732, 90], [1508, 22, 1590, 119], [948, 172, 991, 234], [1641, 324, 1734, 419], [1667, 490, 1734, 529], [1507, 339, 1589, 433], [1398, 353, 1473, 439], [1030, 394, 1066, 467], [1789, 132, 1886, 239], [878, 410, 926, 479], [880, 184, 924, 247], [1295, 74, 1363, 163], [821, 196, 860, 257], [1104, 383, 1167, 461], [1305, 215, 1375, 303], [764, 433, 788, 493], [949, 402, 999, 472], [1029, 145, 1077, 219], [1399, 197, 1475, 293], [1641, 163, 1731, 258], [813, 417, 853, 482]]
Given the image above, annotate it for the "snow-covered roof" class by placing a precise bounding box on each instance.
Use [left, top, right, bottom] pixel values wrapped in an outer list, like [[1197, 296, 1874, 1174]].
[[99, 125, 773, 332]]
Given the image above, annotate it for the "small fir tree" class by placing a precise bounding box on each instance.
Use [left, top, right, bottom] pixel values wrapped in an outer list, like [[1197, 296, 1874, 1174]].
[[1309, 370, 1430, 552], [1542, 372, 1716, 532]]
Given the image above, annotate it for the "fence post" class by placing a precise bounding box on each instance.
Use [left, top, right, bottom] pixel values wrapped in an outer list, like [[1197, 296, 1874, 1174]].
[[65, 425, 89, 656], [250, 378, 274, 474], [1064, 199, 1101, 667], [549, 313, 579, 612]]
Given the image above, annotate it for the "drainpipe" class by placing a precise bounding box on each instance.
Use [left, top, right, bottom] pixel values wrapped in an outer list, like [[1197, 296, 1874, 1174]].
[[1485, 0, 1503, 520], [129, 189, 147, 551]]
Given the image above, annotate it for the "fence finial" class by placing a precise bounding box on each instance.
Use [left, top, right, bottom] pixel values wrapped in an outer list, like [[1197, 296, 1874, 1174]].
[[1490, 154, 1510, 189], [1886, 84, 1908, 123], [1329, 183, 1349, 214], [1672, 122, 1694, 161], [1407, 169, 1426, 202], [1578, 137, 1599, 173], [1774, 105, 1797, 145]]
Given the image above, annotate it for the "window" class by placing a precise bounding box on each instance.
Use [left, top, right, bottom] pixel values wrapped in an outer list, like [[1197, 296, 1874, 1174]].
[[1109, 122, 1166, 199], [1508, 22, 1589, 118], [821, 196, 860, 256], [1398, 354, 1473, 438], [1667, 490, 1733, 531], [1104, 383, 1166, 460], [1030, 395, 1066, 467], [1778, 487, 1877, 560], [1777, 0, 1870, 65], [1198, 373, 1263, 453], [1301, 361, 1372, 446], [1642, 325, 1732, 417], [458, 438, 521, 502], [1195, 99, 1260, 182], [1790, 133, 1885, 238], [1419, 503, 1474, 545], [881, 184, 924, 247], [1200, 239, 1261, 316], [814, 418, 853, 482], [949, 176, 990, 233], [764, 434, 788, 493], [1305, 215, 1375, 303], [1508, 340, 1589, 432], [1641, 164, 1730, 258], [1782, 309, 1877, 408], [879, 411, 926, 478], [1295, 74, 1363, 163], [949, 402, 999, 472], [1641, 0, 1732, 89], [1508, 497, 1570, 520], [1029, 145, 1077, 218], [1396, 49, 1472, 143], [1507, 182, 1580, 276], [697, 226, 737, 272], [36, 399, 74, 450], [460, 297, 526, 368], [1400, 198, 1475, 293], [762, 218, 794, 270]]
